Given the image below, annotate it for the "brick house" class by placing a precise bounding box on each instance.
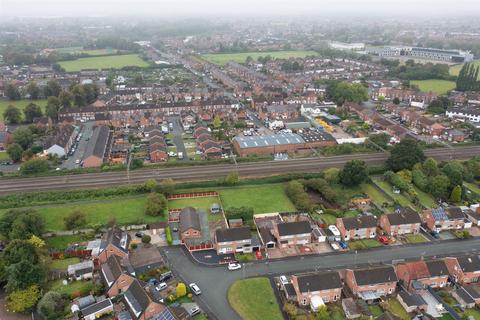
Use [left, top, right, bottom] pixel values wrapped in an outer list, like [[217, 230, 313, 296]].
[[179, 207, 201, 241], [291, 271, 343, 307], [345, 266, 398, 300], [465, 208, 480, 226], [396, 260, 449, 291], [423, 207, 467, 232], [44, 124, 77, 157], [215, 227, 252, 255], [149, 143, 167, 162], [101, 255, 135, 297], [83, 125, 112, 168], [123, 279, 166, 319], [273, 221, 312, 247], [379, 208, 422, 236], [97, 227, 131, 264], [336, 216, 377, 241], [445, 255, 480, 284], [452, 285, 480, 308]]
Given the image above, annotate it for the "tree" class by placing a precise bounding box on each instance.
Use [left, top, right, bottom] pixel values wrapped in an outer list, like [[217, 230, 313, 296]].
[[422, 158, 439, 177], [161, 178, 176, 196], [3, 105, 21, 124], [213, 115, 222, 129], [3, 240, 40, 265], [7, 143, 23, 162], [37, 291, 68, 320], [64, 210, 88, 230], [429, 175, 450, 199], [285, 180, 312, 211], [58, 91, 72, 108], [368, 133, 390, 149], [386, 138, 425, 171], [442, 162, 464, 188], [176, 282, 187, 297], [450, 185, 462, 203], [141, 234, 151, 244], [5, 260, 46, 292], [144, 193, 167, 216], [13, 127, 33, 149], [339, 160, 368, 187], [5, 285, 41, 313], [83, 84, 99, 104], [427, 97, 452, 115], [393, 97, 400, 105], [9, 210, 45, 240], [223, 171, 240, 186], [23, 103, 43, 123], [326, 81, 369, 105], [26, 82, 40, 100], [20, 159, 50, 175], [144, 179, 158, 192], [43, 80, 61, 98], [28, 235, 46, 248], [46, 96, 61, 120], [71, 84, 86, 107], [323, 168, 340, 184], [456, 63, 480, 92], [5, 82, 21, 100]]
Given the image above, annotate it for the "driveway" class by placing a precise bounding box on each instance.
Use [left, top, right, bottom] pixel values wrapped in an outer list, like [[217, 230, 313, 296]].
[[167, 116, 188, 161], [161, 238, 480, 320]]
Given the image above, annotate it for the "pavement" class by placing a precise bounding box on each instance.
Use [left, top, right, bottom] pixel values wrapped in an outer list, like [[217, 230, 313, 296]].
[[161, 237, 480, 320], [167, 116, 188, 161]]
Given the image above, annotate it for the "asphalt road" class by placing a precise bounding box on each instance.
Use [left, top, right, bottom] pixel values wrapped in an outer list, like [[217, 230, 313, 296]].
[[162, 237, 480, 320], [167, 116, 188, 161], [0, 146, 478, 195]]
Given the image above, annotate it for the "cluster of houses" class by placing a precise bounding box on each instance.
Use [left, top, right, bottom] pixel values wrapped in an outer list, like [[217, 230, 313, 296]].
[[283, 254, 480, 318]]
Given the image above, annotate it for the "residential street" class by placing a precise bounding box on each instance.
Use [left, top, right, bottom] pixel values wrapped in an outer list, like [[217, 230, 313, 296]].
[[162, 238, 480, 320], [167, 116, 188, 161]]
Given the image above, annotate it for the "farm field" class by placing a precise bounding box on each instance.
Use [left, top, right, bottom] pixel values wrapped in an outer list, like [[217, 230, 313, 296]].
[[411, 79, 456, 95], [200, 50, 318, 65], [228, 277, 283, 320], [0, 99, 47, 120], [219, 184, 296, 214], [55, 47, 118, 56], [449, 61, 480, 77], [58, 54, 149, 72]]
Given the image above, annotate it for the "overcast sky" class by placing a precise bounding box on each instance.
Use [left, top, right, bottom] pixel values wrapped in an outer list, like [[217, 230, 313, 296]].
[[1, 0, 479, 18]]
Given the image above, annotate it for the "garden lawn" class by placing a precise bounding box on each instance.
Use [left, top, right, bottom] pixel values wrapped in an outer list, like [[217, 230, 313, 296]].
[[50, 257, 80, 270], [0, 152, 11, 161], [321, 213, 338, 225], [48, 279, 94, 297], [369, 305, 384, 317], [58, 54, 149, 72], [412, 186, 436, 208], [385, 298, 410, 320], [404, 234, 429, 244], [410, 80, 456, 95], [200, 50, 317, 65], [361, 183, 392, 207], [0, 99, 48, 120], [348, 239, 382, 250], [465, 182, 480, 195], [168, 196, 223, 221], [450, 61, 480, 77], [24, 196, 162, 231], [228, 277, 283, 320], [46, 234, 86, 250], [372, 179, 413, 208], [219, 184, 295, 214], [463, 309, 480, 320]]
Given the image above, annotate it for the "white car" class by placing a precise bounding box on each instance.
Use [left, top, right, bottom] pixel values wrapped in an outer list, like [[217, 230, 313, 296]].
[[75, 159, 80, 164], [155, 282, 168, 291], [189, 306, 200, 316], [189, 283, 201, 295], [227, 263, 242, 271], [279, 275, 289, 285]]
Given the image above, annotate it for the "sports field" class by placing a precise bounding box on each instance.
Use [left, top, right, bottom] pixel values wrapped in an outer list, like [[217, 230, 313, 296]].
[[0, 99, 47, 120], [449, 61, 480, 77], [410, 79, 456, 95], [58, 54, 149, 72], [200, 50, 317, 65]]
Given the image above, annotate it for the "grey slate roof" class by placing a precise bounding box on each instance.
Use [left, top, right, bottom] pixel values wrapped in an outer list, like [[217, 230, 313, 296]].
[[342, 215, 378, 230], [387, 208, 422, 225], [81, 299, 112, 317], [398, 290, 426, 307], [233, 133, 305, 149], [84, 125, 110, 160], [425, 260, 449, 277], [456, 255, 480, 273], [296, 271, 342, 293], [101, 226, 130, 253], [179, 207, 200, 233], [277, 221, 311, 236], [124, 279, 151, 318], [353, 266, 398, 286], [215, 227, 251, 243]]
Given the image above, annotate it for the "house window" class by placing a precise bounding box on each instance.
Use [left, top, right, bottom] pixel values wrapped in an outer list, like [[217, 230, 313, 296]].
[[333, 295, 338, 301], [388, 288, 393, 294], [301, 298, 307, 305]]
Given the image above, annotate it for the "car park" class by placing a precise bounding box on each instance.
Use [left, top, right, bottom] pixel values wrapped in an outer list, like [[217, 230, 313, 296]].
[[227, 263, 241, 271], [189, 283, 201, 295]]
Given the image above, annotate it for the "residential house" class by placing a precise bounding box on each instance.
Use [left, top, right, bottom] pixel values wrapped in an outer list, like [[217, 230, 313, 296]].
[[215, 227, 253, 255], [83, 125, 112, 168], [336, 216, 377, 241], [452, 285, 480, 308], [291, 271, 343, 308], [446, 107, 480, 123], [444, 129, 466, 143], [96, 226, 131, 264], [81, 299, 114, 320], [179, 207, 201, 241], [397, 291, 427, 313], [44, 124, 76, 157], [129, 246, 164, 274], [101, 254, 135, 297], [345, 266, 398, 300], [379, 208, 422, 236], [272, 221, 312, 247], [423, 207, 467, 232], [67, 260, 94, 280], [0, 129, 11, 151], [258, 227, 276, 249], [445, 255, 480, 284], [396, 260, 450, 290], [123, 279, 166, 320], [465, 208, 480, 226]]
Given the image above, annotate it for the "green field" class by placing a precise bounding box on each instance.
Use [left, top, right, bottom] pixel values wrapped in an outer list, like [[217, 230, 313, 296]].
[[228, 277, 283, 320], [0, 99, 48, 120], [219, 184, 296, 214], [385, 298, 410, 320], [412, 186, 436, 208], [450, 61, 480, 77], [411, 80, 456, 95], [200, 50, 318, 65], [58, 54, 149, 72], [0, 152, 11, 161], [55, 47, 118, 56]]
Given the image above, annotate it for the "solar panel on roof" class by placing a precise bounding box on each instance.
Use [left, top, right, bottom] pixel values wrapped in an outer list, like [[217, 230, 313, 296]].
[[432, 208, 448, 221], [153, 309, 175, 320]]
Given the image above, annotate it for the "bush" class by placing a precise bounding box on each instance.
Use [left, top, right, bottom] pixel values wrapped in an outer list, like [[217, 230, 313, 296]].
[[20, 159, 49, 175], [144, 193, 167, 216], [141, 235, 151, 244], [225, 206, 254, 221], [222, 171, 240, 186], [64, 210, 87, 230], [165, 226, 173, 245], [285, 180, 312, 212], [176, 282, 187, 298]]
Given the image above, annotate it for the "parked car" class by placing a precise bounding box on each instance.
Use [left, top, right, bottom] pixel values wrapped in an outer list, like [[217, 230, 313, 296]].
[[159, 271, 172, 282], [339, 241, 348, 249], [75, 159, 80, 164], [279, 275, 289, 285], [135, 232, 144, 238], [148, 278, 158, 286], [189, 306, 200, 316], [430, 231, 440, 239], [155, 282, 168, 291], [228, 263, 241, 271], [189, 283, 201, 295], [378, 236, 390, 245]]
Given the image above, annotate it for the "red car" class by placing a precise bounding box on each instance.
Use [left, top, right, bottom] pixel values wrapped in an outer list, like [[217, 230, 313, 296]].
[[378, 236, 390, 245]]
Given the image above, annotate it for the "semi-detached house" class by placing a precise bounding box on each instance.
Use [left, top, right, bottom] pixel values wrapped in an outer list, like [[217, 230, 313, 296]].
[[396, 260, 450, 291], [379, 208, 422, 236], [336, 216, 377, 241], [345, 266, 398, 300], [215, 227, 252, 255], [445, 255, 480, 285], [291, 271, 343, 309], [273, 221, 312, 247]]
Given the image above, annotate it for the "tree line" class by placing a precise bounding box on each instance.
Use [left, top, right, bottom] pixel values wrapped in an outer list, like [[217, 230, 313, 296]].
[[456, 62, 480, 92]]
